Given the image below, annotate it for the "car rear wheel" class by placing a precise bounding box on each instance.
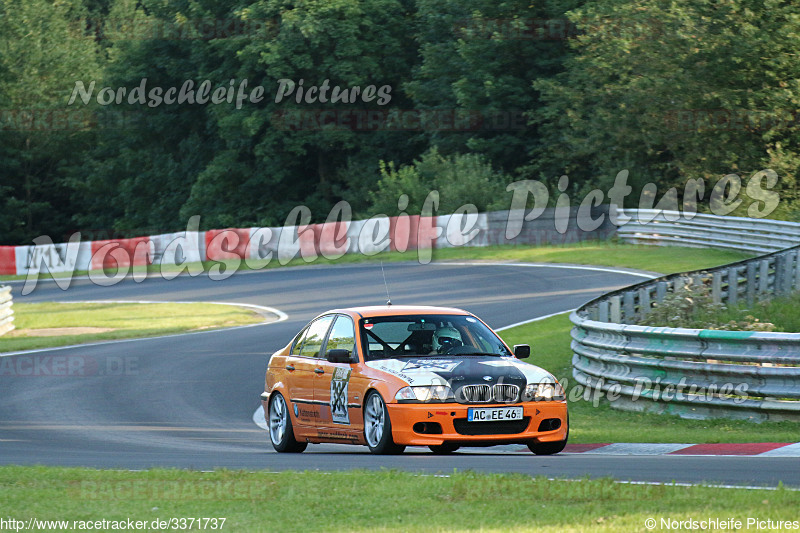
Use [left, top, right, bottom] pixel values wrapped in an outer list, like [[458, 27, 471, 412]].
[[269, 393, 307, 453], [428, 443, 459, 454], [364, 391, 405, 455]]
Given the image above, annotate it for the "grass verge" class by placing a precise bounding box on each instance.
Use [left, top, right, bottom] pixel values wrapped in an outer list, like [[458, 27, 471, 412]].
[[1, 467, 797, 532], [499, 314, 800, 443], [0, 302, 264, 353], [0, 240, 753, 283]]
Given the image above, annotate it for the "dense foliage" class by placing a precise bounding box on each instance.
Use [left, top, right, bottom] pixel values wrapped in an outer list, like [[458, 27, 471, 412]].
[[1, 0, 799, 243]]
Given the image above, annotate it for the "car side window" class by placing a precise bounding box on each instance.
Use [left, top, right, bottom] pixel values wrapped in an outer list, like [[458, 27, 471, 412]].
[[326, 315, 356, 358], [298, 315, 334, 358], [290, 327, 310, 355]]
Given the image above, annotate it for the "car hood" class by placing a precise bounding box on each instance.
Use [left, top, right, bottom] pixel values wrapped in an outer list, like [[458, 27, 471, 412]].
[[364, 355, 556, 388]]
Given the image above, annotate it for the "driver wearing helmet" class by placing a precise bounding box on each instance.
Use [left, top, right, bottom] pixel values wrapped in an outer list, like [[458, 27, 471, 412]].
[[431, 325, 463, 354]]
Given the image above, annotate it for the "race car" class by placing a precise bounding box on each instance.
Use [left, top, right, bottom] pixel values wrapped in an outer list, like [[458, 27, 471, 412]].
[[260, 305, 568, 455]]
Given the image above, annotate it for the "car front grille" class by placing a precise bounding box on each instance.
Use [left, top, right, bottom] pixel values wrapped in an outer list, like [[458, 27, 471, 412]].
[[459, 384, 492, 403], [493, 384, 519, 403], [457, 384, 520, 404], [453, 417, 531, 435]]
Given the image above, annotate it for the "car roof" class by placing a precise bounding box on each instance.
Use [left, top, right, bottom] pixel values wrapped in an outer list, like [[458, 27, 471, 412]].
[[325, 305, 471, 319]]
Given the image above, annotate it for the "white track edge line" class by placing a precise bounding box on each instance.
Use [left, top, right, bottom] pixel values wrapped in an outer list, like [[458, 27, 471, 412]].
[[0, 261, 660, 285], [495, 309, 575, 331], [433, 261, 659, 279]]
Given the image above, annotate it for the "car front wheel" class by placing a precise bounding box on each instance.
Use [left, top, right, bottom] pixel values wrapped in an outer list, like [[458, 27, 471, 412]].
[[528, 416, 568, 455], [269, 392, 307, 453], [428, 443, 459, 454], [363, 391, 405, 455]]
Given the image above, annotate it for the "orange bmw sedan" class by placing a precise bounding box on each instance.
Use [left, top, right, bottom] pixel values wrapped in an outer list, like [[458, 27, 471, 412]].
[[260, 306, 568, 455]]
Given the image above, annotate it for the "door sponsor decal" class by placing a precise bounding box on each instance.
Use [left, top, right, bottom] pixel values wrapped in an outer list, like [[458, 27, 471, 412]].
[[330, 367, 351, 425]]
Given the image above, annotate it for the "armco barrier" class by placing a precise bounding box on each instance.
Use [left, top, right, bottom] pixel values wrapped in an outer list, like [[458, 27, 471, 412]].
[[0, 286, 14, 337], [616, 208, 799, 254], [573, 209, 800, 421], [0, 205, 615, 277]]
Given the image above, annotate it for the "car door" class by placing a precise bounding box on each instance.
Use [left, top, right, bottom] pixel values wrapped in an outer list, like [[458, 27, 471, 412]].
[[284, 315, 335, 431], [313, 314, 365, 437]]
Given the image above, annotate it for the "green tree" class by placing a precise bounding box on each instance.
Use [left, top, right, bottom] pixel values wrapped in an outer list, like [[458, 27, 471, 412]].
[[0, 0, 100, 243], [533, 0, 800, 215], [68, 0, 223, 236], [179, 0, 420, 228], [406, 0, 581, 174]]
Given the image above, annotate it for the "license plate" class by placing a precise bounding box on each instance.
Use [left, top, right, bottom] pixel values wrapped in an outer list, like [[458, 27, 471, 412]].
[[467, 406, 523, 422]]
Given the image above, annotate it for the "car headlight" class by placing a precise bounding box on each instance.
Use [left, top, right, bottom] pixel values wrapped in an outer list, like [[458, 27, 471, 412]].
[[523, 382, 565, 402], [395, 385, 454, 402]]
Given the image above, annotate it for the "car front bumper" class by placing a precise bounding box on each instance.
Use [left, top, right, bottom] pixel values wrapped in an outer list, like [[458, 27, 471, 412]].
[[387, 401, 568, 446]]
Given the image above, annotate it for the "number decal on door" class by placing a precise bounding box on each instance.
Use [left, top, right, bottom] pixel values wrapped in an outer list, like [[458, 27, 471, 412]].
[[330, 367, 351, 424]]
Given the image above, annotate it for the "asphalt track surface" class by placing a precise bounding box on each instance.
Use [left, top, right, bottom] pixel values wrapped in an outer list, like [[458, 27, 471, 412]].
[[1, 262, 797, 488]]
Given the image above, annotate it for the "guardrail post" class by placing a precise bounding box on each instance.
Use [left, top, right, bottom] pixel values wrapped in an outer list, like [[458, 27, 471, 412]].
[[598, 300, 609, 322], [781, 252, 794, 296], [794, 250, 800, 291], [747, 262, 757, 306], [782, 254, 792, 295], [0, 286, 14, 337], [609, 296, 621, 323], [759, 259, 770, 297], [623, 292, 635, 322], [774, 255, 784, 296], [711, 272, 722, 304], [727, 267, 739, 306], [656, 281, 667, 303], [638, 287, 651, 318]]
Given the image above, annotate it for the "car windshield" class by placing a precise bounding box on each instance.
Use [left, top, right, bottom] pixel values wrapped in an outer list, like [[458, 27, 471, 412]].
[[359, 314, 512, 360]]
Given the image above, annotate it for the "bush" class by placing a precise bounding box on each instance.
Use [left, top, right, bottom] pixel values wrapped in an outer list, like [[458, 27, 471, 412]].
[[367, 148, 511, 216], [641, 276, 777, 331]]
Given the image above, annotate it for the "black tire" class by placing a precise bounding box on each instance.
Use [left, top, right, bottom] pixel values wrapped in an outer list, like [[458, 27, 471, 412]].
[[268, 393, 307, 453], [528, 416, 568, 455], [363, 391, 405, 455], [428, 443, 460, 454], [528, 439, 567, 455]]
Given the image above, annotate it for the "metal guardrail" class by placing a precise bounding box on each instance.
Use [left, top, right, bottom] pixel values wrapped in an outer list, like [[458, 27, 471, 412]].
[[616, 208, 799, 254], [0, 286, 14, 337], [571, 209, 800, 421]]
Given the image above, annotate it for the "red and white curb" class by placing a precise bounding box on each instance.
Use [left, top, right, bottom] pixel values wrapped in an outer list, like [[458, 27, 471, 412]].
[[559, 442, 800, 456]]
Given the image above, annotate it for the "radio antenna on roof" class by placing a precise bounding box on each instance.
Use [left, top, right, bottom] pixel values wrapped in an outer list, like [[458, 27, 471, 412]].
[[381, 261, 392, 306]]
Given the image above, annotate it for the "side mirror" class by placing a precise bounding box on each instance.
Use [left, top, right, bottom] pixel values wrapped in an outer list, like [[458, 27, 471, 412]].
[[513, 344, 530, 359], [326, 348, 353, 363]]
